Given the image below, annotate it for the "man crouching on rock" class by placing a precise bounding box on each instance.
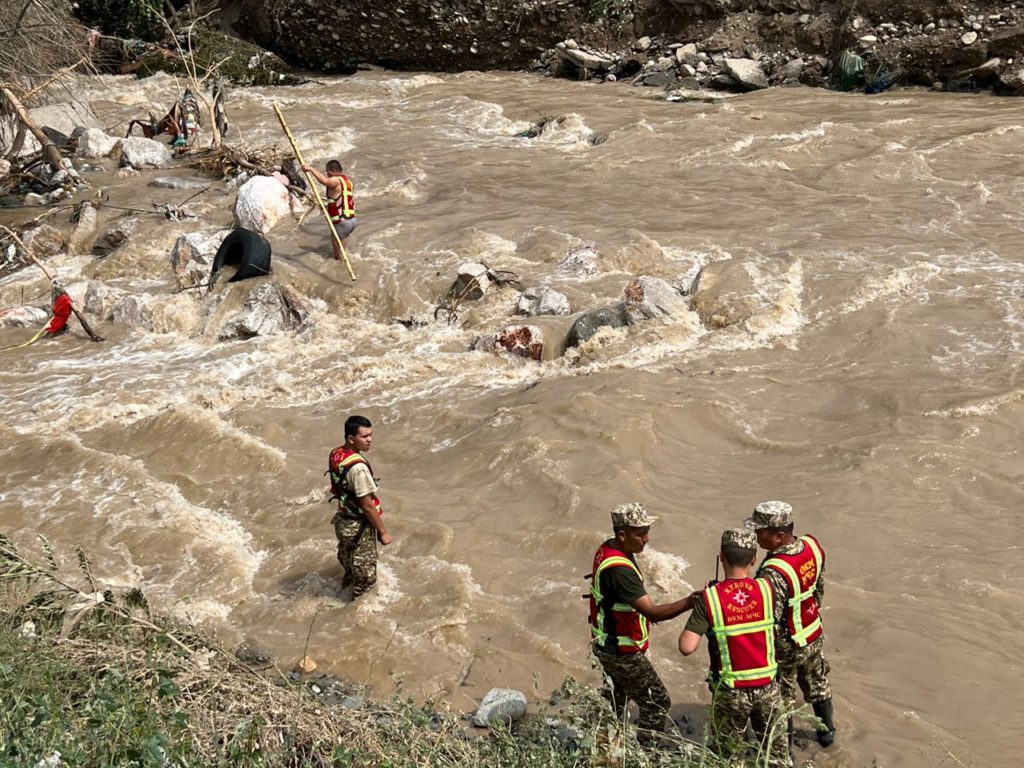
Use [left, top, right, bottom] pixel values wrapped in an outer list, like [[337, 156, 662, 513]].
[[328, 415, 391, 597], [588, 502, 698, 742]]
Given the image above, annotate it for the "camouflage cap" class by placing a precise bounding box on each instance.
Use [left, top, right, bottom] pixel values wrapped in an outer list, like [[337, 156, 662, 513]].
[[744, 500, 793, 530], [721, 527, 757, 549], [611, 502, 657, 529]]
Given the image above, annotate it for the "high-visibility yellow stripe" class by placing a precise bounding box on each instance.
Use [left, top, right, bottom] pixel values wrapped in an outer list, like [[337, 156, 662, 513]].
[[591, 554, 648, 650], [764, 536, 823, 647], [706, 579, 777, 688]]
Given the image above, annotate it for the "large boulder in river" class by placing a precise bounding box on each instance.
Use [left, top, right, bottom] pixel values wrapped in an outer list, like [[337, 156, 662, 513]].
[[118, 137, 173, 168], [220, 283, 309, 339], [171, 231, 230, 274], [234, 176, 292, 234], [690, 253, 800, 330], [93, 216, 141, 257], [0, 306, 49, 328], [18, 224, 65, 260], [623, 276, 689, 323], [565, 304, 629, 349], [75, 129, 119, 159], [472, 324, 544, 362], [516, 286, 570, 317], [111, 294, 155, 329], [84, 283, 128, 320]]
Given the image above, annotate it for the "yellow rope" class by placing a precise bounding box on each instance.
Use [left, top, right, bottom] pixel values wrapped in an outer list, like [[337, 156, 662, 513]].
[[0, 321, 52, 352]]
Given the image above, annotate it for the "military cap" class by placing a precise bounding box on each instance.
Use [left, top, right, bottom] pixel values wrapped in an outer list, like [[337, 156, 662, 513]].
[[721, 527, 757, 549], [745, 500, 793, 530], [611, 502, 657, 529]]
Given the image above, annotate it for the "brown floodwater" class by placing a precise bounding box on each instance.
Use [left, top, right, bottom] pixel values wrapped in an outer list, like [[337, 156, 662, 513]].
[[1, 71, 1022, 767]]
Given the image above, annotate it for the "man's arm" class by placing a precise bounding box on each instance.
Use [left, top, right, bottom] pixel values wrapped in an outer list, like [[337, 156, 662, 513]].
[[356, 494, 392, 545], [71, 306, 103, 342], [815, 557, 826, 606], [302, 165, 340, 190], [678, 629, 702, 656], [630, 591, 700, 623]]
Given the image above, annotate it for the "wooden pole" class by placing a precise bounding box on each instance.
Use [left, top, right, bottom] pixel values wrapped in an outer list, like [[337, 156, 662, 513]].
[[1, 87, 65, 170], [1, 225, 54, 280], [272, 101, 357, 281]]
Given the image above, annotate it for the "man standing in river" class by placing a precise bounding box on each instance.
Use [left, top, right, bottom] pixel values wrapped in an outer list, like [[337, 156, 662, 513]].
[[588, 502, 698, 740], [327, 415, 391, 597], [302, 160, 357, 261], [747, 500, 836, 748]]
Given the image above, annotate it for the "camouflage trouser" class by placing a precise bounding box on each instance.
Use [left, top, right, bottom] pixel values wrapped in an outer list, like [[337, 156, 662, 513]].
[[333, 513, 377, 597], [593, 647, 671, 734], [776, 636, 831, 708], [709, 680, 792, 768]]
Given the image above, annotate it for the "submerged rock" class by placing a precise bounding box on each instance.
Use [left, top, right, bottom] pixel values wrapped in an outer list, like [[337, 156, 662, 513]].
[[472, 325, 544, 362], [451, 262, 491, 301], [516, 286, 570, 317], [221, 283, 309, 339], [565, 305, 629, 348], [624, 276, 690, 323], [472, 688, 528, 727]]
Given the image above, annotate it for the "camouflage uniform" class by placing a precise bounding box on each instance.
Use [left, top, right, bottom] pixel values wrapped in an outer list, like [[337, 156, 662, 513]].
[[333, 513, 377, 597], [591, 503, 672, 736], [689, 529, 792, 768], [709, 681, 792, 768], [593, 647, 672, 734], [747, 501, 835, 746]]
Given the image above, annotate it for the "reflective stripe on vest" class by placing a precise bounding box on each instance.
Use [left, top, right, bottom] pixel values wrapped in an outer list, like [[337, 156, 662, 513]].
[[704, 578, 777, 689], [763, 535, 824, 647], [328, 448, 380, 515], [589, 549, 650, 654], [327, 175, 355, 222]]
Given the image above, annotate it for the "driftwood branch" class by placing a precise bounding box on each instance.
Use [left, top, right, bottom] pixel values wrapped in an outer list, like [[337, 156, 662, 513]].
[[0, 86, 63, 169]]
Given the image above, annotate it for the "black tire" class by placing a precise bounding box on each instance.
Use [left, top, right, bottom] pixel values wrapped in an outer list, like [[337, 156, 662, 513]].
[[210, 227, 272, 284]]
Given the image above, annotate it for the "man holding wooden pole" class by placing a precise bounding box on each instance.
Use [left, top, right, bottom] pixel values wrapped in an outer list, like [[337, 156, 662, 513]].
[[302, 160, 358, 263]]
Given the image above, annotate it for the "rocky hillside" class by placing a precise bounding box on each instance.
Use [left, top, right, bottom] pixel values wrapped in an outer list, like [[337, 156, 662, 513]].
[[235, 0, 1024, 93]]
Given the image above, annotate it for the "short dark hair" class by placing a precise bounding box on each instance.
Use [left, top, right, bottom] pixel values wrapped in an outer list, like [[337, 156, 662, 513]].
[[721, 545, 757, 568], [326, 159, 343, 173], [761, 523, 795, 535], [344, 415, 371, 438]]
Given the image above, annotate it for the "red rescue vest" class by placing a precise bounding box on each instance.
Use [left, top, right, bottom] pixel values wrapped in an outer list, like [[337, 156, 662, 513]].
[[762, 535, 825, 648], [46, 293, 73, 334], [589, 542, 649, 655], [703, 577, 777, 689], [327, 447, 380, 518], [326, 175, 355, 222]]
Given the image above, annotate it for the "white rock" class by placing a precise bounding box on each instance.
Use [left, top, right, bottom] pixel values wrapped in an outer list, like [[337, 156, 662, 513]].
[[635, 36, 652, 52], [516, 286, 570, 317], [0, 306, 49, 328], [924, 22, 936, 32], [75, 128, 119, 158], [111, 294, 155, 329], [624, 276, 690, 322], [171, 230, 230, 274], [679, 63, 697, 77], [23, 193, 46, 206], [858, 35, 878, 47], [0, 158, 10, 176], [724, 58, 769, 90], [221, 283, 307, 338], [962, 31, 978, 44], [84, 283, 128, 320], [18, 224, 64, 259], [677, 43, 698, 65], [118, 137, 173, 168], [472, 688, 528, 727], [558, 244, 599, 275], [234, 176, 293, 234]]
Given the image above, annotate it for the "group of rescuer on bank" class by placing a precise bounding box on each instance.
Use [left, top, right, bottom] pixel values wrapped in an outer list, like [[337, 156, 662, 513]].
[[326, 415, 834, 767]]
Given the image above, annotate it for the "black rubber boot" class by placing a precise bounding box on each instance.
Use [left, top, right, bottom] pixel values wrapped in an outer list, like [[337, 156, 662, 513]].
[[812, 699, 836, 747]]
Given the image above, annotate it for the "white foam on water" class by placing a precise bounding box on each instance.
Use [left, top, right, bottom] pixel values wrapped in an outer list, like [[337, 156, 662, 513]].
[[533, 113, 595, 152], [816, 262, 942, 322]]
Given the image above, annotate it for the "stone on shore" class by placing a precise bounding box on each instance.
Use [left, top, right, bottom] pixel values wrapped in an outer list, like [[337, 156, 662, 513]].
[[516, 286, 570, 317], [724, 59, 769, 90], [554, 41, 616, 72], [234, 176, 293, 234], [472, 688, 528, 727], [472, 325, 544, 361], [565, 304, 629, 348]]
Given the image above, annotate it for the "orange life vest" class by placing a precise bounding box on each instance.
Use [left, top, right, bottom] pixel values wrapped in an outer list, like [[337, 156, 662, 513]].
[[326, 175, 355, 222], [327, 447, 380, 518], [589, 542, 649, 655], [703, 577, 777, 689], [761, 535, 825, 648]]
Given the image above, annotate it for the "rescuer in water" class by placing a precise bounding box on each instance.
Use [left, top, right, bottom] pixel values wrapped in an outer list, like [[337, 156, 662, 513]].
[[302, 160, 356, 261]]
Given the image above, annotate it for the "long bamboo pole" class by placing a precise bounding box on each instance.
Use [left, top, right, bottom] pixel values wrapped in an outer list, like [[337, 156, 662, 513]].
[[272, 101, 357, 282], [1, 87, 65, 171]]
